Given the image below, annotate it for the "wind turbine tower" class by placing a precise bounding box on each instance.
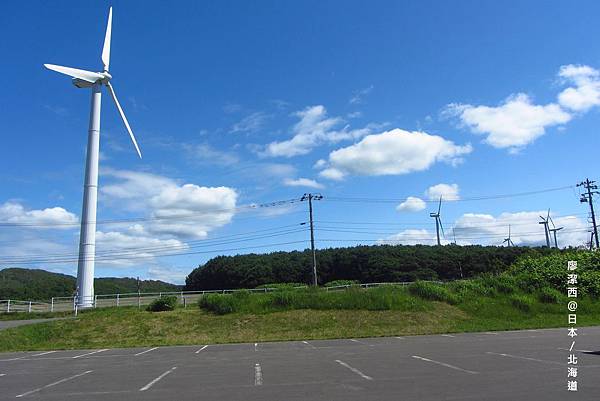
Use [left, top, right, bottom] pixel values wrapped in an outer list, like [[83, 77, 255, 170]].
[[429, 197, 444, 246], [502, 225, 514, 247], [44, 7, 142, 307], [538, 209, 551, 248], [548, 216, 563, 249]]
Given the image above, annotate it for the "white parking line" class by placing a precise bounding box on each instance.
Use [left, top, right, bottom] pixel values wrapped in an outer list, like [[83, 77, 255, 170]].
[[483, 332, 498, 335], [30, 351, 57, 357], [335, 360, 373, 380], [0, 373, 5, 377], [412, 355, 478, 374], [135, 347, 159, 356], [139, 367, 177, 392], [395, 336, 405, 340], [254, 343, 258, 352], [72, 349, 108, 359], [195, 345, 209, 354], [486, 352, 561, 365], [254, 363, 263, 386], [441, 334, 455, 338], [16, 370, 93, 398], [302, 341, 317, 349]]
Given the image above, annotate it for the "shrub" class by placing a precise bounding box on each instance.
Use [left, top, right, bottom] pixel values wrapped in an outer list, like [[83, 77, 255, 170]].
[[510, 295, 533, 312], [147, 295, 178, 312], [408, 281, 458, 304], [324, 280, 360, 287], [494, 275, 517, 294], [538, 287, 563, 304], [198, 294, 239, 315]]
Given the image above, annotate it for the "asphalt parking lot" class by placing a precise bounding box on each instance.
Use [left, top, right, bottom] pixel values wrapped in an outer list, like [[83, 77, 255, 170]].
[[0, 326, 598, 400]]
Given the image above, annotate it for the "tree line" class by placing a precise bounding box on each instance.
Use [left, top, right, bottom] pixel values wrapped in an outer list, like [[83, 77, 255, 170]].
[[185, 244, 558, 290]]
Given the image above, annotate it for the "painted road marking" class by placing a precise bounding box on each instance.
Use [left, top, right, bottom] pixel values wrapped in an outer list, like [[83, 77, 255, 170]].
[[441, 334, 456, 338], [483, 332, 498, 335], [254, 343, 258, 352], [195, 345, 209, 354], [335, 360, 373, 380], [254, 363, 263, 386], [72, 349, 108, 359], [302, 341, 317, 349], [16, 370, 93, 398], [486, 352, 561, 365], [139, 367, 177, 392], [412, 355, 478, 374], [30, 351, 57, 357], [0, 373, 5, 377], [135, 347, 159, 356], [395, 336, 405, 340]]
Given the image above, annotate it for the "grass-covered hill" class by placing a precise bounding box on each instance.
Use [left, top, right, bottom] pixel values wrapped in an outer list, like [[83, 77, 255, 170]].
[[185, 244, 558, 290], [0, 268, 181, 301]]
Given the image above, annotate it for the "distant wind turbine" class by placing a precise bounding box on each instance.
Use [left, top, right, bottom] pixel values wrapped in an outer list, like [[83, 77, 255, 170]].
[[44, 7, 142, 307], [548, 216, 563, 249], [538, 209, 551, 248], [502, 225, 515, 247], [429, 197, 444, 246]]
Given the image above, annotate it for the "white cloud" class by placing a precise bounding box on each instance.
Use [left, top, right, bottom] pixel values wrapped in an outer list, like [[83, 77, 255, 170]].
[[317, 128, 472, 180], [262, 105, 374, 157], [283, 177, 324, 189], [101, 169, 238, 240], [95, 231, 188, 267], [426, 183, 460, 201], [446, 94, 571, 151], [380, 229, 445, 246], [0, 201, 78, 229], [230, 112, 270, 134], [396, 197, 426, 212], [557, 64, 600, 112], [453, 211, 588, 247], [147, 266, 189, 284]]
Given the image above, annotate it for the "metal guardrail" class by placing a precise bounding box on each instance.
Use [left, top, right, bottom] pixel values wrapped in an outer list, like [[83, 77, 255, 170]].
[[0, 281, 432, 314]]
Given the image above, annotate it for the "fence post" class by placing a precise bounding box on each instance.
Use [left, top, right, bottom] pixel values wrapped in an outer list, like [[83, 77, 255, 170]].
[[74, 303, 78, 317], [180, 291, 184, 304], [94, 295, 98, 308], [51, 297, 54, 313], [7, 300, 10, 313], [72, 297, 76, 312], [138, 291, 141, 309], [183, 297, 187, 308], [116, 294, 120, 307], [28, 301, 32, 313]]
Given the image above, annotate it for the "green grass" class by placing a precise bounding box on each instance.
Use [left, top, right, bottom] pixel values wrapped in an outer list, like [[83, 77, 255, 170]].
[[2, 282, 600, 352], [0, 311, 71, 321]]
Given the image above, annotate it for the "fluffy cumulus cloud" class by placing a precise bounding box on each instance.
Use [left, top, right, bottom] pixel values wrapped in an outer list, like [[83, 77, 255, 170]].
[[380, 211, 588, 248], [283, 177, 324, 189], [425, 183, 460, 201], [317, 129, 472, 180], [396, 196, 426, 212], [447, 64, 600, 152], [379, 229, 445, 246], [557, 64, 600, 112], [0, 201, 78, 228], [262, 105, 375, 157], [446, 94, 571, 151], [147, 266, 189, 284], [95, 231, 188, 267], [101, 169, 238, 240], [453, 211, 588, 247]]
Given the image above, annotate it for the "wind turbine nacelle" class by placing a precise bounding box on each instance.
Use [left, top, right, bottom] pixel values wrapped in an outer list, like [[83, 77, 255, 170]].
[[72, 78, 94, 88]]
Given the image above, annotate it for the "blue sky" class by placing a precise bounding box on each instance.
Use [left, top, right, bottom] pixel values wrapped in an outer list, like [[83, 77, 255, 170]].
[[1, 1, 599, 284]]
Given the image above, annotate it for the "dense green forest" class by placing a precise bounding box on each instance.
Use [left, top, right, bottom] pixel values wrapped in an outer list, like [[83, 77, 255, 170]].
[[0, 268, 180, 301], [185, 244, 558, 290]]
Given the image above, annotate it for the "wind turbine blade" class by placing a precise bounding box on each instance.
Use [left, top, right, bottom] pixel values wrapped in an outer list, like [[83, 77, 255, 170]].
[[548, 216, 556, 229], [437, 196, 442, 215], [102, 7, 112, 70], [439, 218, 445, 238], [106, 82, 142, 158], [44, 64, 103, 83]]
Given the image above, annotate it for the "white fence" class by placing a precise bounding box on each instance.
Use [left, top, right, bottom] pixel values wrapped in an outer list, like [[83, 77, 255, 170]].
[[0, 281, 423, 314]]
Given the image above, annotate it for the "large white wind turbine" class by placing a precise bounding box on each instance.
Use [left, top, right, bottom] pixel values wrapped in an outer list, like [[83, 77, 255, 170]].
[[45, 7, 141, 307]]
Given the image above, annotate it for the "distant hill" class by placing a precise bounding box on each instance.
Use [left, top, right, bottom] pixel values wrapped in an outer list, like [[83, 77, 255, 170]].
[[0, 268, 181, 301]]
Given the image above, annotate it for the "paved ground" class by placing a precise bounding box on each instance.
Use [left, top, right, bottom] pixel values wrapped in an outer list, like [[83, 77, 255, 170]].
[[0, 327, 598, 400], [0, 318, 67, 331]]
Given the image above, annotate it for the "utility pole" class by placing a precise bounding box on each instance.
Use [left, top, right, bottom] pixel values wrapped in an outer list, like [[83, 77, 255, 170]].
[[578, 178, 599, 249], [300, 193, 322, 286]]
